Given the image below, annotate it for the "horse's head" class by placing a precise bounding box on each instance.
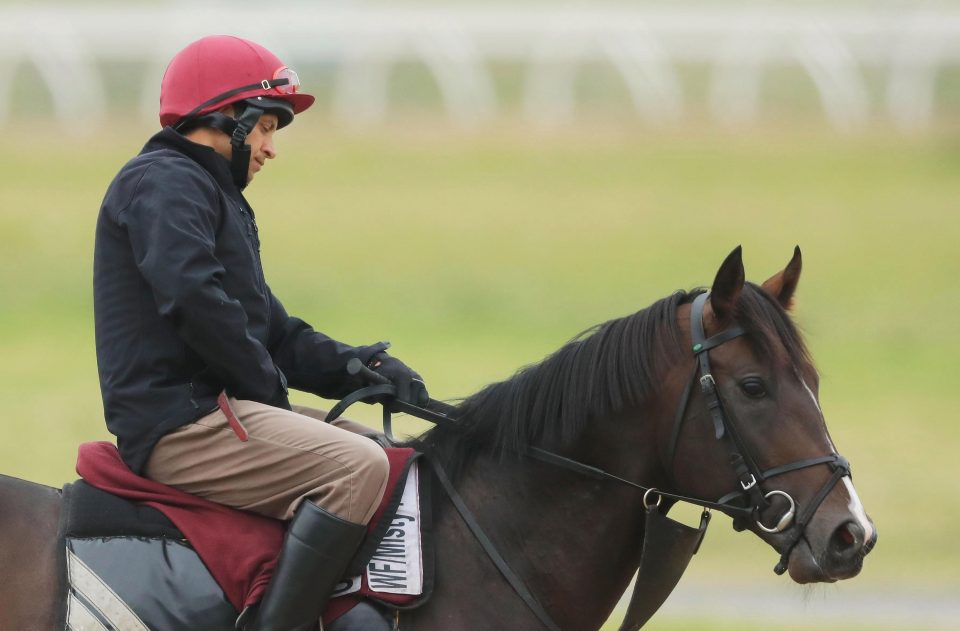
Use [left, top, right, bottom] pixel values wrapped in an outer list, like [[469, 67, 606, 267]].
[[662, 246, 876, 584]]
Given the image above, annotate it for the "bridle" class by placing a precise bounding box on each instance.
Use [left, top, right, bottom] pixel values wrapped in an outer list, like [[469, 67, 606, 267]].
[[327, 291, 854, 629], [665, 292, 851, 574]]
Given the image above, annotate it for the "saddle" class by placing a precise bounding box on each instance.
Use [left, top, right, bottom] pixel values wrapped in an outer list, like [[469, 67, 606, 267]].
[[57, 442, 434, 630]]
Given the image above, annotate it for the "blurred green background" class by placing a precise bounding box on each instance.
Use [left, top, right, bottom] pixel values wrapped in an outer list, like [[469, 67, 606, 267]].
[[2, 3, 959, 629], [3, 122, 957, 630]]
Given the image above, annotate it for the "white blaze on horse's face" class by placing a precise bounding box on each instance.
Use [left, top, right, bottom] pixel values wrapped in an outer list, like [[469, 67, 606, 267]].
[[800, 376, 876, 545], [841, 477, 875, 545], [794, 375, 876, 579]]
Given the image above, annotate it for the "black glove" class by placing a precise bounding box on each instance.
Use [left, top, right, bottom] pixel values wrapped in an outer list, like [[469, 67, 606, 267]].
[[367, 352, 429, 406]]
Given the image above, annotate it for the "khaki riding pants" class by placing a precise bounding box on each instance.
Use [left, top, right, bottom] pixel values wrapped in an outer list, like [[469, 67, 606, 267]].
[[143, 398, 389, 525]]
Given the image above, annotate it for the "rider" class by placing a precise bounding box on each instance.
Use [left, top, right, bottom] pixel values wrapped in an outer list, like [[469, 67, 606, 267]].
[[93, 35, 427, 630]]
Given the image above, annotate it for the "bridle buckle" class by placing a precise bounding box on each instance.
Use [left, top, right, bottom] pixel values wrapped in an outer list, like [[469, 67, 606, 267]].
[[741, 474, 758, 491], [699, 373, 716, 391]]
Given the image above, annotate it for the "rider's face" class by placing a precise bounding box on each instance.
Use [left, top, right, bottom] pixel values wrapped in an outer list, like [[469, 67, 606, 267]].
[[244, 113, 279, 184], [191, 107, 280, 185]]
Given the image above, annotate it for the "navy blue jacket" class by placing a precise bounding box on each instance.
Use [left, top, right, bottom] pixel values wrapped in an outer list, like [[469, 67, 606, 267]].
[[94, 128, 385, 473]]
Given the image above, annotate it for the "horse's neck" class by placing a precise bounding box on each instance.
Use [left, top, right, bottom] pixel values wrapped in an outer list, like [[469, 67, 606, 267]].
[[450, 438, 661, 629]]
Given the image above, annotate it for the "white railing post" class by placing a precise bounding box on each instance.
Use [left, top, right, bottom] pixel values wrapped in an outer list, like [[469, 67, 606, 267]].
[[0, 5, 956, 132]]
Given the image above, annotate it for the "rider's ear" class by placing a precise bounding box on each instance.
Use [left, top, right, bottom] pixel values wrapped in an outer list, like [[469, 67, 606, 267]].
[[761, 245, 802, 311], [710, 246, 745, 323]]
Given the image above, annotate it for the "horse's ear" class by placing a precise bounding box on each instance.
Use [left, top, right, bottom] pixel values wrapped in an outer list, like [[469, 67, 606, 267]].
[[761, 245, 802, 310], [710, 246, 745, 323]]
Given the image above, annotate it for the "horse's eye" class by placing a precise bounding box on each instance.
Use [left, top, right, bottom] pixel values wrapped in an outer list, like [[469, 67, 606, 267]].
[[740, 377, 768, 398]]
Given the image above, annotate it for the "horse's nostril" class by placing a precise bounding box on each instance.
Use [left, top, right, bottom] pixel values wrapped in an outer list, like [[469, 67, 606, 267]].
[[838, 526, 855, 546], [831, 521, 863, 558]]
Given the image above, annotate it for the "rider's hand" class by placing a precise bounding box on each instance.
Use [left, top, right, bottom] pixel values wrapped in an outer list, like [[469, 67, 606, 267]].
[[367, 352, 428, 406]]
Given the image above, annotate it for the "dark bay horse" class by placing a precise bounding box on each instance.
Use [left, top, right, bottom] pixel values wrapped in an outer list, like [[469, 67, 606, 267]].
[[0, 247, 876, 630]]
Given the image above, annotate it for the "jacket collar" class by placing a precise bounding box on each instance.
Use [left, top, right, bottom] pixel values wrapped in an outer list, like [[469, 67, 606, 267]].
[[142, 127, 243, 201]]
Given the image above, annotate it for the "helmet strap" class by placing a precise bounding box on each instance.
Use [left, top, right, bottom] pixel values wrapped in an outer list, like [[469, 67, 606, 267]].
[[180, 105, 264, 191], [170, 77, 292, 132], [228, 105, 264, 191]]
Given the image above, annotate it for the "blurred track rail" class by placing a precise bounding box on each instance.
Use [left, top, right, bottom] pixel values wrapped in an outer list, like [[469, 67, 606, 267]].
[[1, 3, 959, 133]]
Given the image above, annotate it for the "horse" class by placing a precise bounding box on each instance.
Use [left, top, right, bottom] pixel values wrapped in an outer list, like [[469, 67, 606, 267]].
[[0, 247, 876, 630]]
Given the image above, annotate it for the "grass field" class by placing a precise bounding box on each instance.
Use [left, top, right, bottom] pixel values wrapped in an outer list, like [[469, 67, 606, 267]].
[[1, 119, 958, 628]]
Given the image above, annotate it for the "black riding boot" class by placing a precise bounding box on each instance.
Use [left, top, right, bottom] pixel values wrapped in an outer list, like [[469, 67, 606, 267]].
[[245, 500, 366, 631]]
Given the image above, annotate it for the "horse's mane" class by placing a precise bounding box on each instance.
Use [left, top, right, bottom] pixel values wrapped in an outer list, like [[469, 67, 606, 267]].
[[410, 283, 811, 478]]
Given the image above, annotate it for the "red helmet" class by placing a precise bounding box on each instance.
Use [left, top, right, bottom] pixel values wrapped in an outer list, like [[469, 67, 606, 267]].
[[159, 35, 315, 129]]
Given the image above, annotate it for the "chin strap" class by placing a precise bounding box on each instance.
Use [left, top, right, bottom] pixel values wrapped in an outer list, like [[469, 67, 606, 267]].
[[227, 105, 263, 191], [179, 104, 265, 191]]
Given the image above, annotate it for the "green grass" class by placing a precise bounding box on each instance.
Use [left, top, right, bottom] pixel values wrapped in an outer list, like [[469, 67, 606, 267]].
[[1, 120, 958, 625], [605, 620, 909, 631]]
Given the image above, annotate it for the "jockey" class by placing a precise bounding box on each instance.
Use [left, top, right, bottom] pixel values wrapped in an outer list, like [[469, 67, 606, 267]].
[[93, 35, 427, 630]]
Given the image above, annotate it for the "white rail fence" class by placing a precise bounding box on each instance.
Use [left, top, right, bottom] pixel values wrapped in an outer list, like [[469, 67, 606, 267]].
[[1, 5, 959, 133]]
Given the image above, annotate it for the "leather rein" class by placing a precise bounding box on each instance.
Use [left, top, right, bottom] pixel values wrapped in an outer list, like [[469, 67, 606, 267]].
[[327, 291, 852, 628]]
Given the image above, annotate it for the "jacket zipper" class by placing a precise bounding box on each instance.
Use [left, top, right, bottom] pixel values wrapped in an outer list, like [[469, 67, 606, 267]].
[[236, 202, 267, 294]]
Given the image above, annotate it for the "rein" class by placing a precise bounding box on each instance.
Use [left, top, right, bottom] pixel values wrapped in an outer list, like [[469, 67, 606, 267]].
[[327, 293, 852, 627]]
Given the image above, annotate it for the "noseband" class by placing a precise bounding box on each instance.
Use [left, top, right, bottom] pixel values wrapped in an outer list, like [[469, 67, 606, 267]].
[[667, 292, 851, 574]]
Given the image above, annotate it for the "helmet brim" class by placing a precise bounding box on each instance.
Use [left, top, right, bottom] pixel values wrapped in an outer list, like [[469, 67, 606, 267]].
[[244, 93, 314, 128]]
